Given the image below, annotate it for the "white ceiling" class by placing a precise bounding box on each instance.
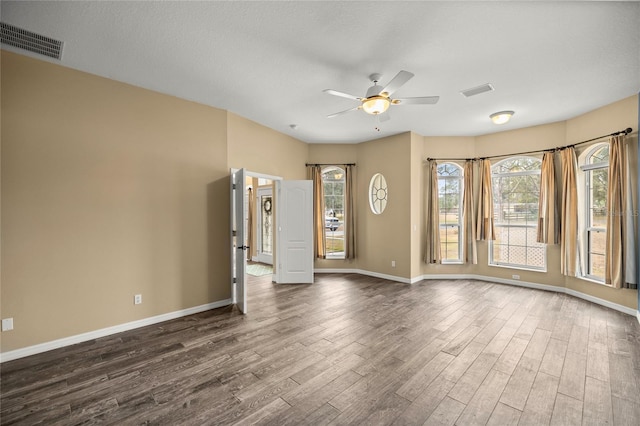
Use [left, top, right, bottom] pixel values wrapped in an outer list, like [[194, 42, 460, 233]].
[[2, 1, 639, 144]]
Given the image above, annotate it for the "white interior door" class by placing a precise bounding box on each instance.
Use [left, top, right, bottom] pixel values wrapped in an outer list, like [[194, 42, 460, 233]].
[[230, 168, 247, 313], [256, 187, 273, 265], [275, 180, 314, 284]]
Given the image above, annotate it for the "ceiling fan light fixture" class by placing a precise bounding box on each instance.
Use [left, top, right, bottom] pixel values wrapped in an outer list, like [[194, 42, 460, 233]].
[[490, 110, 514, 124], [362, 96, 390, 115]]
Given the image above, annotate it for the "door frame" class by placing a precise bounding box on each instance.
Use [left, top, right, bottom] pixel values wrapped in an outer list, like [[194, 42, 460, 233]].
[[230, 169, 282, 312], [255, 186, 274, 265]]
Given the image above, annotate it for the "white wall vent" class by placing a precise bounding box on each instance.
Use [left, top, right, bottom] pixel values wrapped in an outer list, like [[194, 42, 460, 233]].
[[1, 22, 63, 60], [460, 83, 494, 98]]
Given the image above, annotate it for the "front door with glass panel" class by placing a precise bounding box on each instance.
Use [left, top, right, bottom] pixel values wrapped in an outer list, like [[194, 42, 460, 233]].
[[256, 187, 273, 265]]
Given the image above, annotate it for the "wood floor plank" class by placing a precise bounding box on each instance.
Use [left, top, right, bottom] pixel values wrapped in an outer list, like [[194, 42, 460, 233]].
[[609, 352, 640, 404], [518, 371, 560, 425], [446, 352, 499, 405], [587, 342, 610, 382], [583, 376, 614, 426], [485, 402, 521, 426], [612, 396, 640, 426], [395, 351, 455, 401], [517, 328, 552, 372], [455, 369, 510, 425], [550, 393, 582, 426], [493, 337, 528, 376], [557, 348, 587, 401], [234, 397, 291, 426], [439, 341, 486, 384], [423, 396, 465, 426], [539, 337, 568, 377], [499, 364, 537, 411], [392, 375, 456, 426]]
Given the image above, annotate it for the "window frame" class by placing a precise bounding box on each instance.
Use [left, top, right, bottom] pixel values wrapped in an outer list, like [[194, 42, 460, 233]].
[[579, 144, 609, 283], [437, 163, 464, 263], [489, 156, 547, 271], [322, 166, 346, 260]]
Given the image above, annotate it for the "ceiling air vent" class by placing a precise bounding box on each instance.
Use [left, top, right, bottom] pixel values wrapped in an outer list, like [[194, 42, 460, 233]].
[[0, 22, 63, 60], [460, 83, 494, 98]]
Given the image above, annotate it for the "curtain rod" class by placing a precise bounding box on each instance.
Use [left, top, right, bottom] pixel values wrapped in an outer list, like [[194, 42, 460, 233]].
[[305, 163, 356, 166], [425, 127, 633, 162]]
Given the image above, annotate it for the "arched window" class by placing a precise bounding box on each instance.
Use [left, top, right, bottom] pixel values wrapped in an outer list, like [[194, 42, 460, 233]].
[[322, 167, 345, 259], [491, 156, 546, 270], [437, 163, 463, 262], [579, 143, 609, 281]]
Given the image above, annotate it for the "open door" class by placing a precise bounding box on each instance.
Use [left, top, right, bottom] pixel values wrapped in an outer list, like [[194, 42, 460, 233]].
[[275, 180, 314, 284], [230, 168, 247, 313]]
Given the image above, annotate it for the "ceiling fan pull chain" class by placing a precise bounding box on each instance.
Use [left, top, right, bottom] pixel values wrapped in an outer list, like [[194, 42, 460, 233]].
[[374, 114, 381, 132]]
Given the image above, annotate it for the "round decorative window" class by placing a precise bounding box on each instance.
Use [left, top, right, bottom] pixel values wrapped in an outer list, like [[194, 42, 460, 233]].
[[369, 173, 388, 214]]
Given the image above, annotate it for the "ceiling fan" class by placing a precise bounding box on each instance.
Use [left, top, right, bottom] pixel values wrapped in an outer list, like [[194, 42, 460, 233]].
[[323, 70, 439, 122]]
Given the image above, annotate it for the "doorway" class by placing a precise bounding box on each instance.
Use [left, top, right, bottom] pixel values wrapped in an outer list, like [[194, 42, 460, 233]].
[[230, 168, 314, 314], [255, 186, 273, 265]]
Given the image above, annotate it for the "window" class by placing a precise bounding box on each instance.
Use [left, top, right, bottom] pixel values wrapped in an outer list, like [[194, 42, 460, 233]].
[[323, 167, 345, 258], [490, 157, 546, 270], [369, 173, 388, 214], [437, 163, 463, 262], [580, 144, 609, 281]]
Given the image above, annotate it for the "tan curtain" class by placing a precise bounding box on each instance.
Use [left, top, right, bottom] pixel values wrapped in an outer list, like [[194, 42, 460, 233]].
[[307, 165, 326, 259], [476, 159, 495, 240], [560, 147, 578, 276], [462, 161, 477, 264], [425, 160, 441, 263], [537, 152, 558, 244], [247, 187, 254, 259], [344, 165, 356, 259], [605, 135, 631, 288], [623, 137, 637, 288]]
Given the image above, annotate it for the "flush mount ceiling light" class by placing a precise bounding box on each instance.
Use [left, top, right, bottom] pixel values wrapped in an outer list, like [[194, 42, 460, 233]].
[[490, 110, 514, 124]]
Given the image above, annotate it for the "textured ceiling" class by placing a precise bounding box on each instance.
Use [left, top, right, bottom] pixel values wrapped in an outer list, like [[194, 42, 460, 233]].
[[2, 1, 639, 144]]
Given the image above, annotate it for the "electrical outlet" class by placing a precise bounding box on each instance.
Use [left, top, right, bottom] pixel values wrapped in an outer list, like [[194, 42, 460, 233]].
[[512, 274, 520, 280], [134, 294, 142, 305], [391, 260, 396, 268], [2, 318, 14, 331]]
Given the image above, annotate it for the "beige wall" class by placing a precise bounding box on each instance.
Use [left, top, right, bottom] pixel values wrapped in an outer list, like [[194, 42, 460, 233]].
[[355, 133, 413, 277], [1, 52, 231, 351], [227, 113, 308, 180]]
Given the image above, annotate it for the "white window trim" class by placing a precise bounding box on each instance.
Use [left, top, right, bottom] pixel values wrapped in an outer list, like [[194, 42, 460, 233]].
[[437, 163, 464, 263], [578, 144, 609, 284], [322, 166, 346, 260], [489, 156, 546, 270]]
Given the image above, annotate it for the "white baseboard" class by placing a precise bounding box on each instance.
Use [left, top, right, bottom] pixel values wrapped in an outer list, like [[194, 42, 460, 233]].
[[315, 268, 412, 284], [637, 310, 640, 326], [317, 269, 638, 318], [0, 298, 233, 363]]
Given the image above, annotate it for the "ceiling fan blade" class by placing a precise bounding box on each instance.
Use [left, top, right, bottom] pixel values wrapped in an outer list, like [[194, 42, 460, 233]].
[[323, 89, 363, 101], [392, 96, 440, 105], [327, 106, 361, 118], [379, 111, 391, 122], [379, 70, 414, 97]]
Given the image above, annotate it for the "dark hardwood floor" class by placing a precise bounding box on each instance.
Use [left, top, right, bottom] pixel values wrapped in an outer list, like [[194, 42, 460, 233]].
[[2, 273, 640, 425]]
